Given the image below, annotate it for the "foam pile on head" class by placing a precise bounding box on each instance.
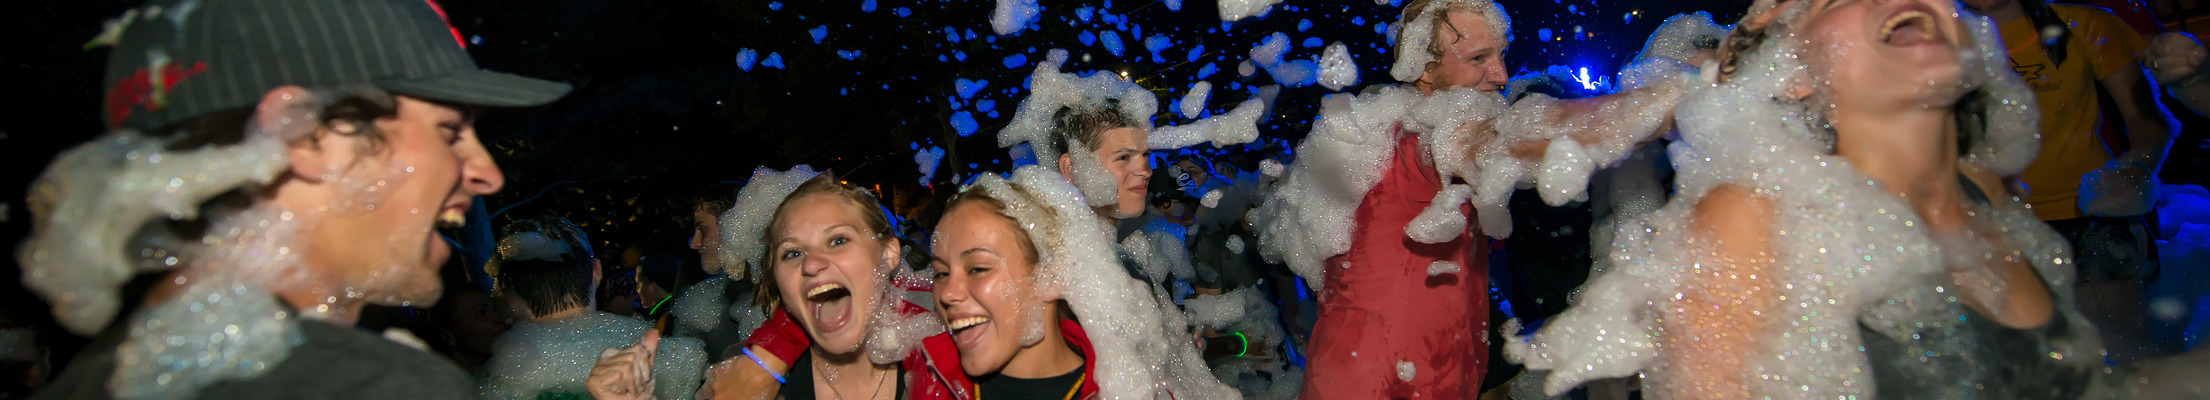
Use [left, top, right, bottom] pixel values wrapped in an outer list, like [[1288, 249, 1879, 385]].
[[959, 166, 1239, 399], [716, 165, 821, 282], [999, 50, 1158, 208]]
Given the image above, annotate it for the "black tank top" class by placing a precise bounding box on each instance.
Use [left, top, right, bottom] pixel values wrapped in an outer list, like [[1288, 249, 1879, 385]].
[[1856, 174, 2093, 399]]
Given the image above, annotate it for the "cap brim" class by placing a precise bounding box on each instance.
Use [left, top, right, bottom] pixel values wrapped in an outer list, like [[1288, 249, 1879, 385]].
[[377, 69, 571, 107]]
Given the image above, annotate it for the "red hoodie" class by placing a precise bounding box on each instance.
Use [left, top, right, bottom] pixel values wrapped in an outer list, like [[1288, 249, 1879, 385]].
[[746, 312, 1103, 400]]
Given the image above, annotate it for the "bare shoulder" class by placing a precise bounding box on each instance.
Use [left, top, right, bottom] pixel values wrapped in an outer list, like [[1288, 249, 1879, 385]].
[[1691, 184, 1775, 238]]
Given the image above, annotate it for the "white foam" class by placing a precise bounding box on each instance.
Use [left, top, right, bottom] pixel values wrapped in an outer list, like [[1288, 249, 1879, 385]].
[[990, 0, 1041, 36], [1426, 260, 1462, 276], [1182, 288, 1253, 328], [1253, 86, 1423, 289], [915, 146, 947, 186], [1508, 8, 2099, 398], [1249, 33, 1319, 87], [1534, 138, 1594, 206], [1396, 360, 1416, 382], [1317, 42, 1359, 91], [1225, 235, 1246, 254], [1406, 184, 1473, 244], [1217, 0, 1282, 21], [963, 166, 1240, 399], [1181, 82, 1213, 119], [715, 165, 820, 281], [999, 49, 1159, 209], [670, 275, 731, 338], [1150, 99, 1266, 150], [481, 311, 706, 400], [865, 266, 945, 365], [18, 91, 326, 398]]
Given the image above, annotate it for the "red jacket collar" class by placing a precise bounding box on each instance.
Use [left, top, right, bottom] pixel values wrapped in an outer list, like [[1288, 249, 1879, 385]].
[[915, 318, 1103, 400]]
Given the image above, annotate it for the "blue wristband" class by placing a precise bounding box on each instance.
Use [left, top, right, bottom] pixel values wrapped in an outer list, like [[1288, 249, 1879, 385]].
[[742, 347, 787, 384]]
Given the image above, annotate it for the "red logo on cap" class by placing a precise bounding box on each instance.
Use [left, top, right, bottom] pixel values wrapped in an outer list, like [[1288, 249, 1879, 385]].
[[423, 0, 467, 49], [105, 61, 208, 127]]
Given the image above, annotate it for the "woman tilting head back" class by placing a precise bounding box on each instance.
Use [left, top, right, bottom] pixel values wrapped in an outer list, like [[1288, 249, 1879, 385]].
[[1496, 0, 2148, 398]]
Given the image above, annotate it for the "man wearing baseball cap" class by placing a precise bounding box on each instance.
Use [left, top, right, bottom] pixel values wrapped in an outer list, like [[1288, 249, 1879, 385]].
[[19, 0, 568, 398]]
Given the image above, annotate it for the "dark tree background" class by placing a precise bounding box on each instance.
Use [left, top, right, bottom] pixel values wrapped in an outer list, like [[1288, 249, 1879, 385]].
[[2, 0, 1818, 334]]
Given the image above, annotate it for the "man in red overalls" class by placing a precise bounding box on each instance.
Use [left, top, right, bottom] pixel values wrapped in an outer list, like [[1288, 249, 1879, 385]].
[[1297, 0, 1697, 397], [1294, 1, 1510, 398]]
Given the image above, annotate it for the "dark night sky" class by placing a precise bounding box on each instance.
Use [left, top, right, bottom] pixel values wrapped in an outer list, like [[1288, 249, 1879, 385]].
[[0, 0, 1761, 263], [0, 0, 1754, 327]]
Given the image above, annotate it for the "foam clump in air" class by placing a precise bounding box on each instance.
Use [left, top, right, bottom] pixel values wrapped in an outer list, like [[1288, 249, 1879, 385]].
[[1182, 288, 1253, 328], [1225, 235, 1246, 254], [1504, 7, 2122, 398], [1150, 99, 1266, 150], [915, 146, 946, 186], [991, 0, 1041, 36], [1253, 85, 1423, 289], [717, 165, 821, 281], [1317, 42, 1359, 91], [962, 166, 1239, 400], [1218, 0, 1283, 21], [1180, 82, 1213, 119], [999, 49, 1159, 209], [1396, 361, 1416, 382], [1249, 33, 1320, 87], [1255, 160, 1284, 180]]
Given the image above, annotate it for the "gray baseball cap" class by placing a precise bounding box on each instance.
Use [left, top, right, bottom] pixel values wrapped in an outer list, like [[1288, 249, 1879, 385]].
[[97, 0, 572, 131]]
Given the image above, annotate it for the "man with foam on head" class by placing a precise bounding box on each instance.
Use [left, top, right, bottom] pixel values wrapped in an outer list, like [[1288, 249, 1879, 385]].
[[1264, 0, 1699, 397], [19, 0, 573, 398], [479, 218, 705, 400]]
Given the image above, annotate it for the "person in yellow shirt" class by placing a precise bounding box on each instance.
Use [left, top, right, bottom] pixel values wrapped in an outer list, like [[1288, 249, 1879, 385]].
[[1964, 0, 2182, 364]]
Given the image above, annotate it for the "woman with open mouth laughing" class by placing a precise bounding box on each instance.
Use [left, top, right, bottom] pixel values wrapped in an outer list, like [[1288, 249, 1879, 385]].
[[929, 174, 1105, 400], [923, 166, 1240, 400], [587, 171, 974, 400]]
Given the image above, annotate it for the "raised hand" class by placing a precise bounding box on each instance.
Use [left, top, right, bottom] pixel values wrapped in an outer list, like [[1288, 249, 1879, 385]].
[[588, 329, 663, 400]]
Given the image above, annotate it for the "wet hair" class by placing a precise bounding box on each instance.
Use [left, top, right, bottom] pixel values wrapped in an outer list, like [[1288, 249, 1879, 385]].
[[940, 192, 1043, 266], [492, 217, 597, 318], [1047, 99, 1138, 159], [1400, 0, 1512, 71], [2019, 0, 2071, 66], [687, 182, 742, 230], [755, 173, 896, 312], [938, 186, 1076, 321]]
